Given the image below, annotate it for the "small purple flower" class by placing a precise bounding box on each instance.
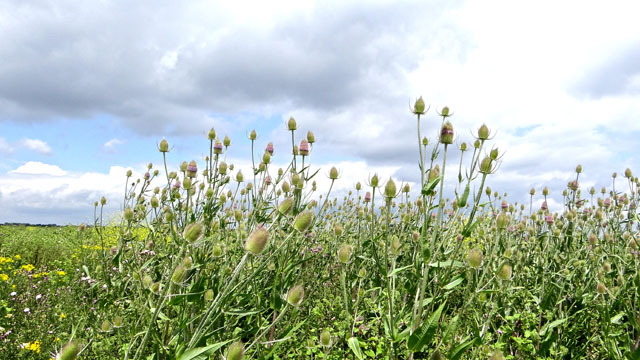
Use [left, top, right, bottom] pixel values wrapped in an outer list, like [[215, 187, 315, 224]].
[[265, 142, 274, 155], [173, 181, 181, 190]]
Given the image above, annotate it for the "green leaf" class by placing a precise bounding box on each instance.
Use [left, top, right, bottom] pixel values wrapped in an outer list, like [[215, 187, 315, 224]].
[[611, 312, 625, 325], [422, 176, 441, 195], [442, 314, 459, 345], [448, 336, 476, 360], [348, 337, 365, 360], [388, 265, 413, 277], [429, 260, 464, 268], [177, 339, 232, 360], [442, 276, 464, 290], [407, 302, 446, 352], [539, 318, 567, 336]]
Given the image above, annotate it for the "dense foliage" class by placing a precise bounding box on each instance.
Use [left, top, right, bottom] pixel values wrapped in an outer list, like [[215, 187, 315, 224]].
[[1, 100, 639, 359]]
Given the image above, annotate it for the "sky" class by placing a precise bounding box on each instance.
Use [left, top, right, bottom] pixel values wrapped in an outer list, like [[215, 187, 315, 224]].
[[1, 0, 639, 224]]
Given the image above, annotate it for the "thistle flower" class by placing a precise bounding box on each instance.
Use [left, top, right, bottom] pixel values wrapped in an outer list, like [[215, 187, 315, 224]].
[[186, 160, 198, 178], [213, 139, 223, 154], [299, 139, 310, 156], [440, 121, 454, 144], [265, 142, 274, 155]]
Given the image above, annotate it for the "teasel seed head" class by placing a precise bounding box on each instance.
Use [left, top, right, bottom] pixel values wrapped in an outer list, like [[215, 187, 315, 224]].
[[183, 222, 204, 243], [337, 244, 353, 264], [440, 121, 454, 144], [286, 285, 305, 306], [226, 341, 245, 360], [293, 211, 314, 233], [245, 225, 269, 255]]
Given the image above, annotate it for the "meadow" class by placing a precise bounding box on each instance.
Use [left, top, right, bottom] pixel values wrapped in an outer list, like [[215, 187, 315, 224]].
[[1, 98, 639, 359]]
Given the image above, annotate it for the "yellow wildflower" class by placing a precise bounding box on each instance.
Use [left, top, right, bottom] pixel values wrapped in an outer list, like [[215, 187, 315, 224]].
[[59, 313, 66, 320], [21, 340, 41, 353], [22, 264, 35, 272], [14, 255, 21, 260], [0, 273, 8, 281], [57, 271, 66, 276]]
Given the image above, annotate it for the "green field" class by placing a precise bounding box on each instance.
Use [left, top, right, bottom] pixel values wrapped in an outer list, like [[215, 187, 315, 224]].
[[1, 107, 639, 359]]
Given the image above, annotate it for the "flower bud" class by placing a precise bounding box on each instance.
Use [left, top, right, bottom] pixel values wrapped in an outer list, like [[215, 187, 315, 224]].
[[478, 124, 489, 140], [213, 139, 223, 154], [183, 222, 204, 243], [329, 167, 339, 180], [236, 171, 244, 183], [576, 164, 583, 173], [307, 131, 315, 144], [497, 263, 512, 281], [370, 174, 379, 187], [287, 116, 297, 131], [497, 213, 509, 230], [479, 157, 493, 174], [204, 289, 214, 301], [596, 282, 607, 294], [245, 225, 269, 254], [249, 129, 257, 140], [171, 265, 187, 284], [124, 207, 134, 221], [223, 136, 231, 147], [625, 168, 633, 178], [413, 97, 426, 115], [422, 137, 429, 146], [158, 138, 170, 153], [278, 197, 294, 215], [490, 148, 499, 160], [286, 285, 304, 306], [227, 341, 245, 360], [207, 127, 216, 140], [293, 211, 314, 233], [385, 178, 397, 199], [440, 121, 454, 144], [337, 244, 352, 264], [60, 341, 80, 360], [467, 249, 483, 269], [282, 181, 291, 193], [101, 196, 107, 205], [320, 329, 332, 347]]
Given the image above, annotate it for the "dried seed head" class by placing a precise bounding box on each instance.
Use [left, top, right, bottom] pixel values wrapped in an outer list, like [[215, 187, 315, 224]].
[[286, 285, 305, 306], [293, 211, 314, 233], [245, 225, 269, 255], [227, 341, 245, 360], [183, 222, 204, 243]]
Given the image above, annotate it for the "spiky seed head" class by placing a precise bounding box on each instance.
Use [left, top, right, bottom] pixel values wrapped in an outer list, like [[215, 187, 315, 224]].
[[440, 121, 454, 144], [384, 178, 397, 199], [497, 263, 512, 281], [142, 274, 153, 288], [101, 320, 111, 332], [171, 265, 187, 284], [299, 139, 310, 156], [245, 225, 269, 255], [625, 168, 633, 178], [334, 224, 343, 236], [490, 350, 505, 360], [478, 124, 490, 140], [355, 182, 362, 191], [460, 142, 467, 151], [101, 196, 107, 205], [430, 350, 445, 360], [204, 289, 214, 301], [596, 282, 607, 294], [59, 341, 80, 360], [467, 249, 483, 269], [249, 129, 257, 141], [223, 135, 231, 147], [338, 244, 352, 264], [287, 116, 297, 131], [364, 191, 371, 203], [497, 213, 509, 230], [413, 97, 426, 115], [293, 211, 314, 233], [184, 222, 204, 243], [490, 148, 499, 160], [227, 341, 245, 360], [422, 137, 429, 146], [159, 138, 169, 152], [282, 181, 291, 193], [182, 256, 193, 270], [358, 267, 366, 277], [575, 164, 583, 173], [124, 207, 134, 221], [440, 106, 450, 117], [213, 139, 223, 154], [286, 285, 304, 306], [186, 160, 197, 178], [307, 131, 315, 143], [370, 174, 379, 187], [479, 157, 493, 174], [320, 328, 332, 347], [278, 197, 294, 215], [329, 167, 339, 180], [529, 188, 535, 196]]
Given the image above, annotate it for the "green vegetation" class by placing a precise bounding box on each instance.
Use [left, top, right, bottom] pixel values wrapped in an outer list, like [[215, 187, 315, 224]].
[[1, 100, 639, 359]]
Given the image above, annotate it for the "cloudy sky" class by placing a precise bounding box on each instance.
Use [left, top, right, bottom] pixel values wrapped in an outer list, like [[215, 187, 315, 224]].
[[1, 0, 639, 224]]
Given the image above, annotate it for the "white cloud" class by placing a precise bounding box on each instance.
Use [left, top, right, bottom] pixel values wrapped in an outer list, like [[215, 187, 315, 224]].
[[10, 161, 66, 176], [18, 138, 52, 155], [103, 138, 123, 153], [0, 137, 14, 154]]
